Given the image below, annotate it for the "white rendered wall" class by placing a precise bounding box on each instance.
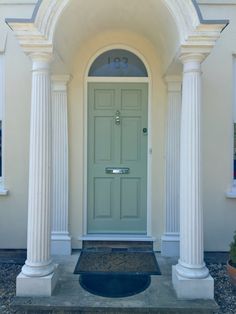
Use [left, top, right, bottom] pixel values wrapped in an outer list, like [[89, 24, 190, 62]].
[[198, 2, 236, 250]]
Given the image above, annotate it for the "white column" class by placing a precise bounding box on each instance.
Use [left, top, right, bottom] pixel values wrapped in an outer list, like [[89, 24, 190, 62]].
[[16, 53, 58, 296], [172, 53, 214, 299], [161, 76, 181, 257], [51, 75, 71, 255]]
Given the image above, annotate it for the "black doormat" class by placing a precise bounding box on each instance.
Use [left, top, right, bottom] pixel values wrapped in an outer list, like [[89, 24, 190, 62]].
[[79, 273, 151, 298], [74, 249, 161, 275]]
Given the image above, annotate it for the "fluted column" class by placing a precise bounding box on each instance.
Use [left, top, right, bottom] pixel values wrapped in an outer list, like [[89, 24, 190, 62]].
[[17, 53, 57, 296], [172, 53, 213, 299], [51, 75, 71, 255], [161, 76, 181, 257]]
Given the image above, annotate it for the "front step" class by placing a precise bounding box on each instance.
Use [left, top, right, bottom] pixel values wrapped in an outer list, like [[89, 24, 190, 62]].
[[13, 252, 219, 314], [82, 240, 153, 251], [13, 277, 218, 314]]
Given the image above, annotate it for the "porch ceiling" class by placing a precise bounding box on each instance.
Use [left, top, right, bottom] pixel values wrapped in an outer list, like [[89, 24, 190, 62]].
[[53, 0, 180, 74]]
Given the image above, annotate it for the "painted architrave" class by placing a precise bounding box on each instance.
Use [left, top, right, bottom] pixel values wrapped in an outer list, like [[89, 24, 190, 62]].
[[83, 45, 152, 239]]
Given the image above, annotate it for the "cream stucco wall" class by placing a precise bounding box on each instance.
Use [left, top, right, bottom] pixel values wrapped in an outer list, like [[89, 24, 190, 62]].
[[199, 2, 236, 250], [0, 1, 235, 251], [0, 2, 34, 248]]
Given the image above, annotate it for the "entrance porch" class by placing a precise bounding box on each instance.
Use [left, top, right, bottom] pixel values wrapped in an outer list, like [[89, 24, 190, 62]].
[[6, 0, 228, 301]]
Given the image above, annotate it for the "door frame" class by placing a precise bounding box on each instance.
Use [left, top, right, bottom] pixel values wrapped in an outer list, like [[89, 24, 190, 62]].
[[83, 45, 152, 237]]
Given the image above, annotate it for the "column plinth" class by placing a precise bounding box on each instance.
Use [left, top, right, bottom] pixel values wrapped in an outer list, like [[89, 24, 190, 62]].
[[161, 76, 181, 257], [51, 75, 71, 255], [17, 53, 57, 296], [172, 53, 214, 299]]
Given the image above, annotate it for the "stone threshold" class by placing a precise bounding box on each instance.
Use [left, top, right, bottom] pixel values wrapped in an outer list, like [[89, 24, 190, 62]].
[[82, 240, 154, 251], [79, 234, 155, 242]]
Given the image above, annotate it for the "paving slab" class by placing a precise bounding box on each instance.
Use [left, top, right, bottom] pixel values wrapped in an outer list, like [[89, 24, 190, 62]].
[[13, 252, 219, 314]]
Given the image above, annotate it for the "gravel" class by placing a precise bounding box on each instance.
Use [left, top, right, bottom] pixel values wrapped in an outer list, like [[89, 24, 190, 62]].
[[208, 263, 236, 314], [0, 263, 21, 314], [0, 262, 235, 313]]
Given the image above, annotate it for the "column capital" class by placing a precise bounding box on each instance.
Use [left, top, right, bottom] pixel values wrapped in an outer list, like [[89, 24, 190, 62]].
[[179, 53, 205, 75], [51, 75, 71, 91], [29, 52, 53, 63], [29, 52, 53, 72], [165, 75, 182, 92], [179, 52, 206, 65]]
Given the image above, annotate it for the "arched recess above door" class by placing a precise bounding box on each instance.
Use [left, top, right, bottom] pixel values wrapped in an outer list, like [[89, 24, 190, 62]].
[[88, 49, 148, 77], [6, 0, 227, 76]]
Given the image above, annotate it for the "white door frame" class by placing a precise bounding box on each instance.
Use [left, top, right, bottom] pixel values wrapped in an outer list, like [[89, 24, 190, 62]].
[[83, 45, 153, 238]]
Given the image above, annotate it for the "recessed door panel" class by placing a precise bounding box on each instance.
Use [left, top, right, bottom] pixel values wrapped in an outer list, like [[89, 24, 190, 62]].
[[120, 178, 141, 218], [121, 117, 141, 162], [94, 178, 114, 218], [94, 89, 115, 110], [94, 117, 114, 163], [88, 83, 148, 234], [121, 89, 142, 110]]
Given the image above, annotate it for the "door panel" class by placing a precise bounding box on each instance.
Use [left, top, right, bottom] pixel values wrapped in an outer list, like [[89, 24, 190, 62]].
[[121, 89, 142, 110], [121, 117, 141, 162], [120, 178, 141, 218], [94, 117, 114, 162], [94, 178, 114, 218], [94, 89, 115, 110], [88, 82, 148, 234]]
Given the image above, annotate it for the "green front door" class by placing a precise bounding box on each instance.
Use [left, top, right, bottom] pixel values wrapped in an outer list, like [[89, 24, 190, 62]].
[[87, 82, 148, 233]]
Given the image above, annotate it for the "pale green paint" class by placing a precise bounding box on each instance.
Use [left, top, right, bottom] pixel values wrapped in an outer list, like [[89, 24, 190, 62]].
[[88, 83, 148, 233]]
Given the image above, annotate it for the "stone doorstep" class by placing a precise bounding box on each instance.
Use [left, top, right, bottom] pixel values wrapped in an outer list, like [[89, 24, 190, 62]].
[[13, 297, 219, 314], [13, 307, 219, 314]]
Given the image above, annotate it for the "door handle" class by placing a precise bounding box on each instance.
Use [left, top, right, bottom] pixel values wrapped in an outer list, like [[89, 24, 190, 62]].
[[105, 167, 129, 174], [115, 110, 121, 125]]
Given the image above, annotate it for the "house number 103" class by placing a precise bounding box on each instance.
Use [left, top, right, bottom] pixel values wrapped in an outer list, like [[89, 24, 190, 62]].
[[108, 56, 128, 69]]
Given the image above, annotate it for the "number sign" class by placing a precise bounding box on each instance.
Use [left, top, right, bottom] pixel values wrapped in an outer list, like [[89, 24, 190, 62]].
[[89, 49, 148, 77]]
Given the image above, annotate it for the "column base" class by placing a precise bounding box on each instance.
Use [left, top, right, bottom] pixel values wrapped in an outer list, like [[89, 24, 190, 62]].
[[161, 233, 179, 257], [51, 233, 71, 255], [172, 265, 214, 299], [16, 266, 58, 297]]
